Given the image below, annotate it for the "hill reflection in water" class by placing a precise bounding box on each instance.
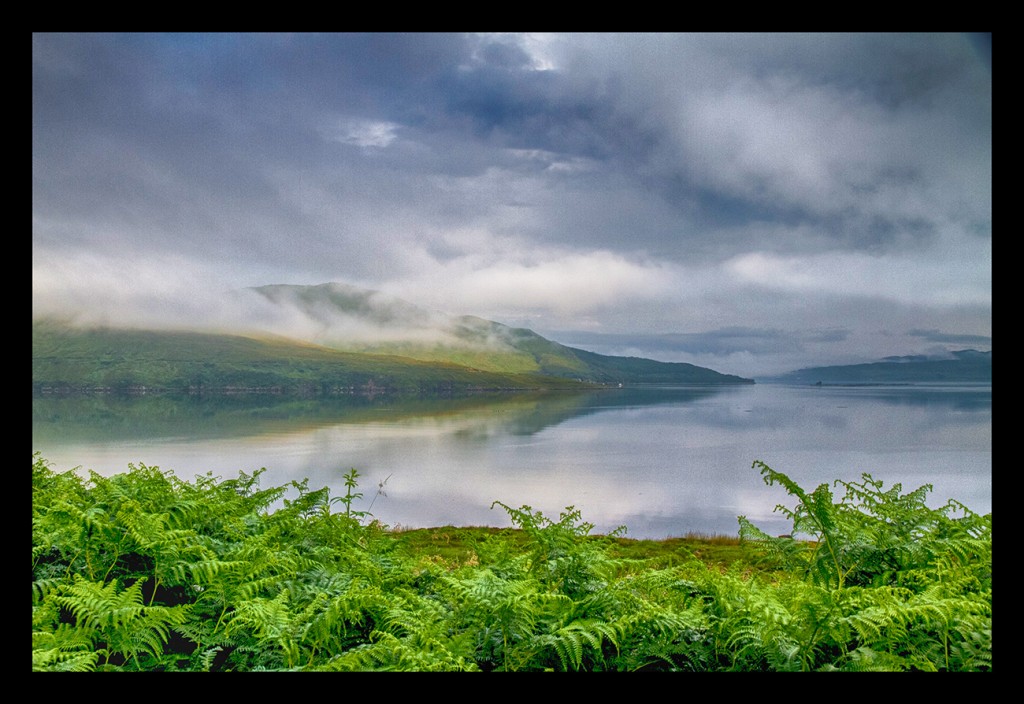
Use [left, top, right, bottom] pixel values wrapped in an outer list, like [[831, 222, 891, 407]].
[[33, 384, 990, 540]]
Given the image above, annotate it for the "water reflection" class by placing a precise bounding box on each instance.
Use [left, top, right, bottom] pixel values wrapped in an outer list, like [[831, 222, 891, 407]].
[[32, 384, 991, 540], [32, 386, 732, 443]]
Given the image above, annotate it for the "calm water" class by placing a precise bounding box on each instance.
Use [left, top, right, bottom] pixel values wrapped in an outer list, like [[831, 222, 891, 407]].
[[32, 383, 991, 540]]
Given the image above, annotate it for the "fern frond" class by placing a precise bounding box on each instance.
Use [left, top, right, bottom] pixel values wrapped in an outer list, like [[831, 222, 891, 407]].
[[823, 645, 909, 672], [535, 619, 621, 671], [49, 575, 189, 668], [32, 576, 65, 604], [32, 623, 98, 672], [167, 558, 244, 587], [195, 645, 223, 672], [56, 576, 144, 631], [316, 629, 479, 672], [948, 626, 992, 671], [32, 643, 99, 672]]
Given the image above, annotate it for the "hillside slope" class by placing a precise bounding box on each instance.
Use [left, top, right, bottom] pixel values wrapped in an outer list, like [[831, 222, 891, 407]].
[[33, 281, 754, 393], [767, 350, 992, 385], [31, 321, 590, 395], [246, 283, 752, 385]]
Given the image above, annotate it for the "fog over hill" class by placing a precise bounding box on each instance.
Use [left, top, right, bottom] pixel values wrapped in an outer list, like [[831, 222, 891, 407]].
[[243, 282, 526, 353], [238, 283, 753, 383], [35, 279, 520, 354], [35, 279, 993, 385], [34, 281, 754, 388]]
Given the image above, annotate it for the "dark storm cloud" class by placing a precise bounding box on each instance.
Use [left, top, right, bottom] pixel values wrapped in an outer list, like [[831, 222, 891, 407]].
[[34, 35, 305, 253], [35, 33, 989, 262], [449, 33, 992, 261], [441, 57, 615, 158], [33, 34, 490, 279]]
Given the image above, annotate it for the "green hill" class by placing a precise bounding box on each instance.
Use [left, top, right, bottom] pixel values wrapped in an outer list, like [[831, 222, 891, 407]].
[[767, 350, 992, 385], [246, 283, 591, 376], [563, 345, 753, 385], [33, 281, 754, 394], [31, 321, 590, 395], [246, 283, 752, 385]]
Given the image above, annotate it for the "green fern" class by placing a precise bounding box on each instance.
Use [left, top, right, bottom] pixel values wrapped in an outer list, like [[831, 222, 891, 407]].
[[52, 575, 188, 670], [31, 454, 991, 671], [534, 618, 621, 671], [317, 594, 477, 672], [32, 623, 99, 672]]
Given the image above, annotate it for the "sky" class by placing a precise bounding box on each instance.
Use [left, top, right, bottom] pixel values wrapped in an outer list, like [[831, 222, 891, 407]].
[[32, 33, 992, 378]]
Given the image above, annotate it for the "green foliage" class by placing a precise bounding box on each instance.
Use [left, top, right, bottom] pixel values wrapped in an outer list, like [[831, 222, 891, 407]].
[[33, 311, 755, 395], [490, 501, 625, 598], [731, 460, 992, 671], [337, 468, 366, 520], [32, 320, 593, 395], [52, 575, 189, 670], [32, 453, 991, 671], [739, 461, 990, 591]]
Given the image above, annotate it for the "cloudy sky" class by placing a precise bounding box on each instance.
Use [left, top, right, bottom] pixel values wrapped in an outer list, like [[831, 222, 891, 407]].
[[32, 33, 991, 378]]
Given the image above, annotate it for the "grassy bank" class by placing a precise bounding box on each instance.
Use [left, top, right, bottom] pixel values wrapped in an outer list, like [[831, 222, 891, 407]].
[[393, 526, 765, 573]]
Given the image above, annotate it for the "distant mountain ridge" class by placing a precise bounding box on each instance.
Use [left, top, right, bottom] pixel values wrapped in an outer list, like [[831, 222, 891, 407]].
[[767, 349, 991, 385], [32, 282, 753, 394], [245, 283, 753, 386]]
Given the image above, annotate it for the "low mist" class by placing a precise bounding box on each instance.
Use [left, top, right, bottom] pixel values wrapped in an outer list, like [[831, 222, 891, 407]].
[[31, 255, 523, 356]]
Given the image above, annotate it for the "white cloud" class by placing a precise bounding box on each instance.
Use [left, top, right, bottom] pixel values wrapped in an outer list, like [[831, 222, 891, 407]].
[[725, 240, 991, 307], [675, 75, 935, 219], [32, 246, 271, 330], [386, 246, 677, 320], [320, 118, 400, 148]]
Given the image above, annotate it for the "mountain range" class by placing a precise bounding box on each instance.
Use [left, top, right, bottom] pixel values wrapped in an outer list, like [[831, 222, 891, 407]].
[[766, 349, 992, 385], [33, 282, 753, 394], [32, 281, 990, 394]]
